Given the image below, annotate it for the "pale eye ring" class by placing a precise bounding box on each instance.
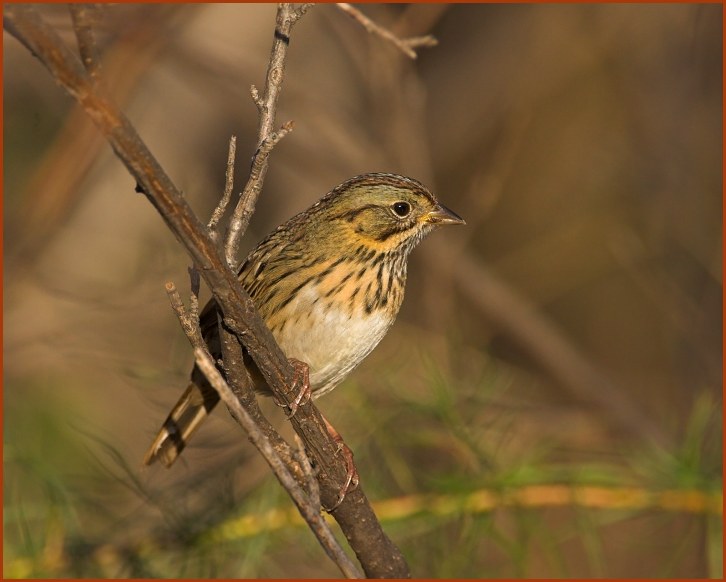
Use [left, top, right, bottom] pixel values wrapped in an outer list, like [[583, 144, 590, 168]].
[[392, 201, 411, 218]]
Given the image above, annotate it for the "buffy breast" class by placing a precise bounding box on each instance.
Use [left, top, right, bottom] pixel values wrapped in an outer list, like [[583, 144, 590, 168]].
[[268, 263, 396, 397]]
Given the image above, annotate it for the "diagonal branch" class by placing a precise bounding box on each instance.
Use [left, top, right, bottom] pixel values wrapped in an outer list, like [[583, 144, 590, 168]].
[[192, 347, 357, 573], [4, 4, 410, 577], [68, 3, 104, 84]]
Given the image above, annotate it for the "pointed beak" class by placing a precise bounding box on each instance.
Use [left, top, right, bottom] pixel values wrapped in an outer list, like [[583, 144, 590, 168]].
[[424, 203, 466, 226]]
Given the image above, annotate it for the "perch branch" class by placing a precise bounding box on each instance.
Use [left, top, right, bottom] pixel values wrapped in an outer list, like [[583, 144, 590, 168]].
[[193, 349, 362, 578], [167, 276, 361, 577], [4, 4, 410, 577]]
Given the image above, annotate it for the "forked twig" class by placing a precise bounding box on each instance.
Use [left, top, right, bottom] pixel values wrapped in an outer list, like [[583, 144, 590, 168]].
[[224, 3, 312, 268], [336, 2, 438, 59], [225, 121, 294, 268]]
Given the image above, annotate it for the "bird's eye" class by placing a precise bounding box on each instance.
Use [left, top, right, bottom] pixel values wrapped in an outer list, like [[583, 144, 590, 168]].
[[392, 201, 411, 218]]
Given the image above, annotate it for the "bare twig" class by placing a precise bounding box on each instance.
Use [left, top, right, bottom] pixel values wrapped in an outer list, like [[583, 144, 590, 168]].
[[336, 3, 438, 59], [250, 84, 263, 110], [68, 3, 104, 84], [225, 120, 294, 268], [192, 351, 363, 579], [256, 3, 311, 142], [165, 270, 202, 347], [208, 135, 237, 239], [290, 3, 315, 24], [165, 281, 205, 349], [224, 3, 311, 267]]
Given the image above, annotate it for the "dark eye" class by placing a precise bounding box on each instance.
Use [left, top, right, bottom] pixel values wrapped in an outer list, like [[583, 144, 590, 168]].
[[392, 201, 411, 217]]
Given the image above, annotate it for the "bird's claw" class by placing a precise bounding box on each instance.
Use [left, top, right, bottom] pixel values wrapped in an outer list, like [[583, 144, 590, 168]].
[[322, 418, 360, 512], [274, 358, 312, 418], [326, 448, 359, 512], [275, 360, 358, 511]]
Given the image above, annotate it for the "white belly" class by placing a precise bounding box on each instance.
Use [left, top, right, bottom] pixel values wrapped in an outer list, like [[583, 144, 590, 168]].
[[273, 285, 392, 397]]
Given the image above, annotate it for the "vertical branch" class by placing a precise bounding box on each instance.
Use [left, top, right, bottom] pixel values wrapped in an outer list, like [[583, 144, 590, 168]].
[[224, 121, 294, 268], [256, 3, 313, 141], [224, 3, 312, 268]]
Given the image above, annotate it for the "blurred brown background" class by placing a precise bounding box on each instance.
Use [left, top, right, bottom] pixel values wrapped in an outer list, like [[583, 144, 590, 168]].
[[4, 3, 722, 578]]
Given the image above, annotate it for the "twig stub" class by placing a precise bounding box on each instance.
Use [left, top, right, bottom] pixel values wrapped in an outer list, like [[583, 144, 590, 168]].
[[208, 135, 237, 239]]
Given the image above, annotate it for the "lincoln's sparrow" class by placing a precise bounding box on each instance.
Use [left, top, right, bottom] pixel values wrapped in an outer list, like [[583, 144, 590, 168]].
[[144, 173, 464, 467]]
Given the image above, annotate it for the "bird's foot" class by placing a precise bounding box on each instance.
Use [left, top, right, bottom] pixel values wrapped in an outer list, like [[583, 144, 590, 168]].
[[273, 358, 312, 418], [322, 415, 360, 512]]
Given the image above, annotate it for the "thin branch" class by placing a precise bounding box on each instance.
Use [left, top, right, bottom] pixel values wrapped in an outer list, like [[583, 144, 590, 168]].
[[225, 120, 294, 269], [256, 3, 310, 142], [208, 135, 237, 239], [250, 84, 263, 110], [165, 281, 205, 350], [290, 3, 315, 25], [165, 274, 203, 349], [336, 3, 438, 59], [68, 3, 104, 84], [224, 3, 312, 267], [193, 348, 363, 579]]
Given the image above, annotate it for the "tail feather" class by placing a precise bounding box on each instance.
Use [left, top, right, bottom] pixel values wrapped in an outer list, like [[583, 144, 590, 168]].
[[143, 382, 220, 468]]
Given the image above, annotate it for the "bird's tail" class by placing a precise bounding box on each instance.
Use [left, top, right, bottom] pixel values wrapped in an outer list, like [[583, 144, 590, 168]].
[[143, 381, 220, 468]]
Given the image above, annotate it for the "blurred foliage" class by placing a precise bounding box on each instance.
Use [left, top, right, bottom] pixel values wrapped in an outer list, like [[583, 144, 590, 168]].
[[4, 3, 722, 578]]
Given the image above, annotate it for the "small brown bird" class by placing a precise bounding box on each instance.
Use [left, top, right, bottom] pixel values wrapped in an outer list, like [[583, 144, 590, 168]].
[[144, 173, 464, 468]]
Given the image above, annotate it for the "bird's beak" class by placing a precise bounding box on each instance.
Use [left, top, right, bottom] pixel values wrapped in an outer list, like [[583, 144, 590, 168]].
[[424, 203, 466, 226]]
